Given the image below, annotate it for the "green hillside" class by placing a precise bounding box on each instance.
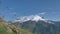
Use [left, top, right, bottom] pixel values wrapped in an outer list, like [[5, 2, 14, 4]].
[[0, 18, 32, 34]]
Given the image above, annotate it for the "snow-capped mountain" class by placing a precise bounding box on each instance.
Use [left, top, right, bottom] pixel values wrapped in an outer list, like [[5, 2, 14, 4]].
[[10, 15, 60, 34], [13, 15, 54, 24], [13, 15, 46, 22], [11, 15, 60, 34]]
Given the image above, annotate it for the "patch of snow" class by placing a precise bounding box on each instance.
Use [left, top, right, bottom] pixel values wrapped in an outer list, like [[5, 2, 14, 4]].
[[13, 15, 46, 22], [13, 15, 54, 24]]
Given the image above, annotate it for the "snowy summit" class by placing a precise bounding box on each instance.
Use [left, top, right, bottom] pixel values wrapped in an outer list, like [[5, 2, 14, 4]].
[[31, 15, 45, 21], [13, 15, 46, 22]]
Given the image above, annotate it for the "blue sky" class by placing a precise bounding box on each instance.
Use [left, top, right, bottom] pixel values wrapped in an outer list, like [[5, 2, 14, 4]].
[[0, 0, 60, 21]]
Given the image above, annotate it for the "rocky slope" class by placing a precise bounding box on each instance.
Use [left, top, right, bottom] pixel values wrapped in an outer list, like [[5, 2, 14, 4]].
[[0, 18, 32, 34]]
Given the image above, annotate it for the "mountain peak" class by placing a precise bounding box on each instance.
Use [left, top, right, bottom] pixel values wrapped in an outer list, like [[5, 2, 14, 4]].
[[13, 15, 46, 23], [31, 15, 45, 21]]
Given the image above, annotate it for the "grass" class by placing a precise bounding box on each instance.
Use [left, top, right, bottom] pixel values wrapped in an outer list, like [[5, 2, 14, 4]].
[[0, 21, 33, 34]]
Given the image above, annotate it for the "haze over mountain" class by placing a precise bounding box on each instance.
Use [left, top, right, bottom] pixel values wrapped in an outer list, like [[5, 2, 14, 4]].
[[0, 0, 60, 21]]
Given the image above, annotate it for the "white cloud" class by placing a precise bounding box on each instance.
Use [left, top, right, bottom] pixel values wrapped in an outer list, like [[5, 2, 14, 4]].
[[9, 8, 13, 9], [13, 12, 17, 15], [38, 12, 46, 15]]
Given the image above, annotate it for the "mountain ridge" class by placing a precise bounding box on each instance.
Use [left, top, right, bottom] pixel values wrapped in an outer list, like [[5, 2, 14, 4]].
[[13, 15, 55, 24], [11, 15, 60, 34]]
